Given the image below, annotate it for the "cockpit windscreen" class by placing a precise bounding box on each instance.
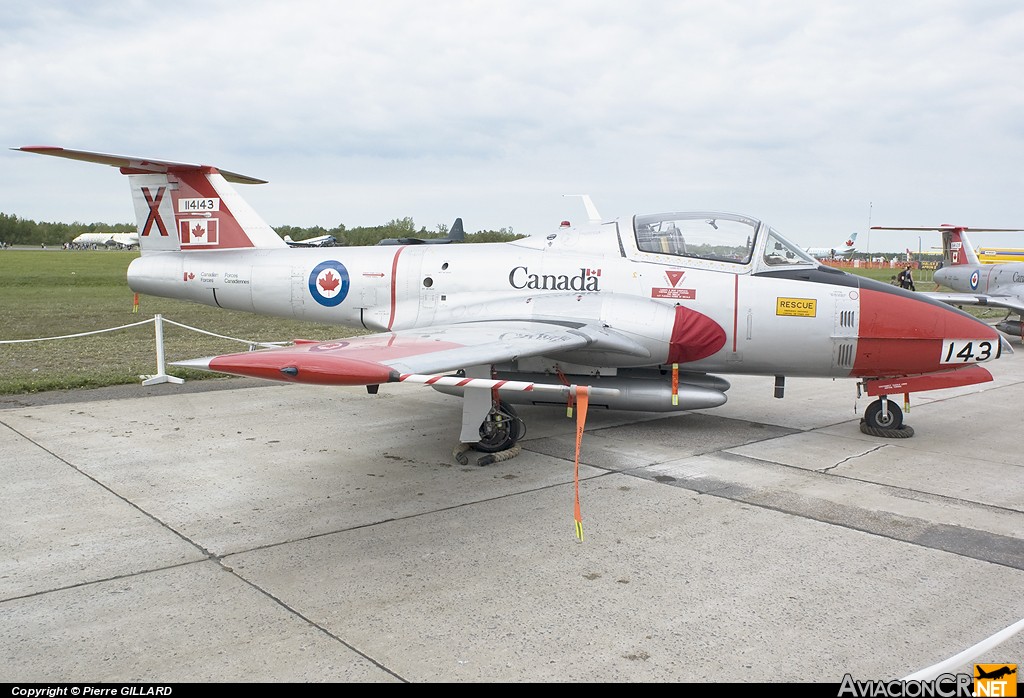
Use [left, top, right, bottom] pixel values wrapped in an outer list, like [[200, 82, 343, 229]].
[[635, 213, 757, 264], [634, 212, 818, 269]]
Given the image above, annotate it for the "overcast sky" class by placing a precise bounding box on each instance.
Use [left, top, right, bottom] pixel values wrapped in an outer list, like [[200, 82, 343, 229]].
[[3, 0, 1022, 252]]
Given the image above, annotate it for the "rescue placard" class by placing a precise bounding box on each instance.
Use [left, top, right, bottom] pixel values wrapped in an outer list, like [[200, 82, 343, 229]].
[[776, 297, 816, 317]]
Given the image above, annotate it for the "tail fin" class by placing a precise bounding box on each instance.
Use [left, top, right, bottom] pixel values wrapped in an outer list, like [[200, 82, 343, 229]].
[[449, 217, 465, 242], [941, 225, 981, 266], [14, 147, 287, 254]]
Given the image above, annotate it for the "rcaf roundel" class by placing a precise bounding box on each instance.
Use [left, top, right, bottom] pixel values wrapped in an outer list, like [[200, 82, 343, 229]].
[[309, 260, 351, 307]]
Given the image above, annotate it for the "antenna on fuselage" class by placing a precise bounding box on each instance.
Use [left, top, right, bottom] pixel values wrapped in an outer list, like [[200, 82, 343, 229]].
[[563, 194, 602, 224]]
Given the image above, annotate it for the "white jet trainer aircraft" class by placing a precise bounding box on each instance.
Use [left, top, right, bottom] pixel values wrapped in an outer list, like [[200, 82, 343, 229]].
[[17, 147, 1011, 452]]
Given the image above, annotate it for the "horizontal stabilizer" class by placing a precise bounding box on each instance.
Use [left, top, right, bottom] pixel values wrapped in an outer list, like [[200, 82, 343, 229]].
[[14, 146, 267, 184], [871, 225, 1024, 233], [16, 145, 286, 253]]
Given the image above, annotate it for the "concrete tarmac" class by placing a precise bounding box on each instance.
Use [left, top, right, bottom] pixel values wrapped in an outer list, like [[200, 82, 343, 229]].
[[2, 342, 1023, 683]]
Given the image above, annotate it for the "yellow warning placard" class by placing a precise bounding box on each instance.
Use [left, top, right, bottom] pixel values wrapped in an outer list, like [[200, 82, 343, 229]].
[[776, 297, 816, 317]]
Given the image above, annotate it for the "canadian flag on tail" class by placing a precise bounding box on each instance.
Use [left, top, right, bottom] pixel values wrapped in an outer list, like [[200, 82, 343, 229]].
[[180, 219, 219, 245]]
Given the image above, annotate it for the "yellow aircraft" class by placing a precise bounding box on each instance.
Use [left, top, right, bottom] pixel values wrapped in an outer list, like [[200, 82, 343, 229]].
[[977, 246, 1024, 264]]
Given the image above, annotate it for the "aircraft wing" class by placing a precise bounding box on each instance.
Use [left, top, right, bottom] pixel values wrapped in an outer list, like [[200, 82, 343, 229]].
[[920, 292, 1024, 315], [173, 320, 650, 392]]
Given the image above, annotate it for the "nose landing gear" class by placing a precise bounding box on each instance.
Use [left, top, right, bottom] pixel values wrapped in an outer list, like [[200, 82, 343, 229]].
[[860, 397, 915, 438]]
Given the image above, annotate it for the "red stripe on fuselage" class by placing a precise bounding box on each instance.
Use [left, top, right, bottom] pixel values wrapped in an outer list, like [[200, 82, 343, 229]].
[[387, 246, 408, 330], [732, 274, 739, 352]]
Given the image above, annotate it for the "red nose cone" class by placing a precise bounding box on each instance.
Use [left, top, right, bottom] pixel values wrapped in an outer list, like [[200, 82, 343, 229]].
[[854, 288, 1001, 376]]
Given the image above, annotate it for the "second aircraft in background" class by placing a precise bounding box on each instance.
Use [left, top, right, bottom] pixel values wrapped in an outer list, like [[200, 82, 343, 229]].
[[872, 224, 1024, 338], [804, 232, 858, 261]]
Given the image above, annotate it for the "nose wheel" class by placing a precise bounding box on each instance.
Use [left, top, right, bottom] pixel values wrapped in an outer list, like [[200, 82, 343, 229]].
[[860, 398, 914, 438]]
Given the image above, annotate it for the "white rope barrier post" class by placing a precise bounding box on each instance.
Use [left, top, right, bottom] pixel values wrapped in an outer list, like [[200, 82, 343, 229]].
[[142, 314, 185, 386]]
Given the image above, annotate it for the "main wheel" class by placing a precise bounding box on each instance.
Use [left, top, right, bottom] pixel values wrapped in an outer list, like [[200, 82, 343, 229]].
[[864, 399, 903, 429], [473, 402, 523, 453]]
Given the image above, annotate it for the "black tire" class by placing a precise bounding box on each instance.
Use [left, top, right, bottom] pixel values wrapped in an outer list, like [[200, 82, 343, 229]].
[[864, 399, 903, 429], [472, 402, 523, 453], [860, 399, 914, 438]]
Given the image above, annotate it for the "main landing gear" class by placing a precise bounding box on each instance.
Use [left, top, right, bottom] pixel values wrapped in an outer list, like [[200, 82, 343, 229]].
[[453, 400, 526, 466], [475, 401, 524, 453], [860, 396, 915, 438]]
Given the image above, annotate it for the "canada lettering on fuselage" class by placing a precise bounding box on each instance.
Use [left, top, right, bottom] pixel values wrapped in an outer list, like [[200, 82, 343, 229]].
[[508, 266, 601, 291]]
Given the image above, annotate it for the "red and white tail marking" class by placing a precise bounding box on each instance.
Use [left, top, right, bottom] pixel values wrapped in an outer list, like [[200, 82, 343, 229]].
[[129, 168, 285, 253], [942, 225, 981, 267]]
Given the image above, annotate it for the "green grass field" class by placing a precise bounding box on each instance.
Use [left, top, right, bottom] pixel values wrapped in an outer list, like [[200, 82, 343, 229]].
[[0, 250, 359, 393], [0, 250, 996, 395]]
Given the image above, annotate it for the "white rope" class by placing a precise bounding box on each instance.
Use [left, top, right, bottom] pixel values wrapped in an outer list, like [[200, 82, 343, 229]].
[[0, 316, 285, 349], [0, 318, 155, 343], [159, 318, 286, 348]]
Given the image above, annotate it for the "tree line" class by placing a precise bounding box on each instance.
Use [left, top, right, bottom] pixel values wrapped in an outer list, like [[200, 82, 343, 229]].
[[0, 212, 523, 247], [0, 213, 136, 246], [277, 216, 524, 245]]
